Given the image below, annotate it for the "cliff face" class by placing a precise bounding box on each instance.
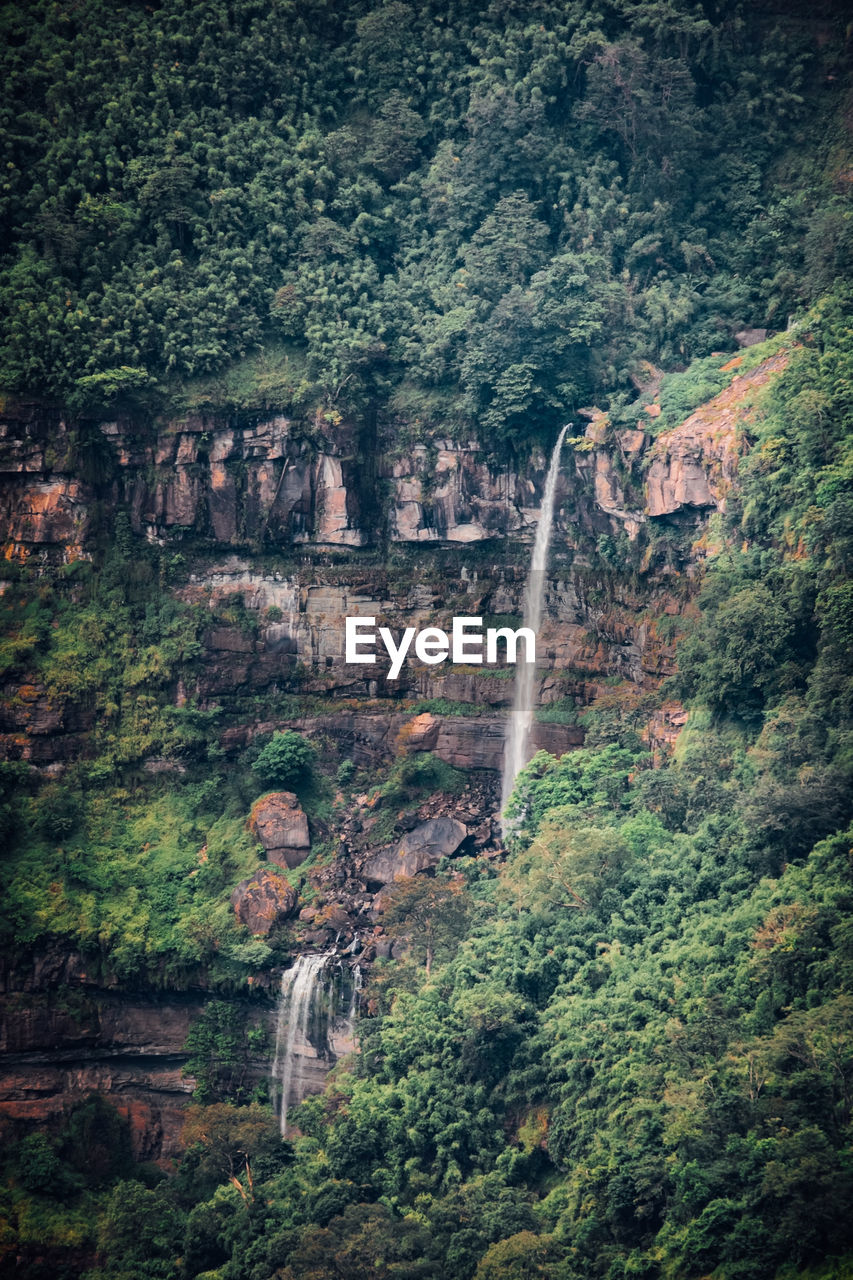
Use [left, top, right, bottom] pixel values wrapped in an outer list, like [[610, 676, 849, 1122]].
[[2, 350, 787, 564], [0, 352, 788, 1155], [0, 950, 204, 1162], [0, 390, 702, 769]]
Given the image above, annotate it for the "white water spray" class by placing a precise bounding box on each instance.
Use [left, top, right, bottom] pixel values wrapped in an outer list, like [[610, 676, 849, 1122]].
[[271, 953, 332, 1136], [271, 952, 361, 1136], [501, 424, 570, 822]]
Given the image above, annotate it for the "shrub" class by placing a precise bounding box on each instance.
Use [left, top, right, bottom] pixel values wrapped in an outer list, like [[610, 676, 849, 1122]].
[[252, 731, 314, 788], [336, 758, 356, 787]]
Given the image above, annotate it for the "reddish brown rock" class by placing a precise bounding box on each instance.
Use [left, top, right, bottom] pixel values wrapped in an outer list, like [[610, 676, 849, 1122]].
[[618, 429, 647, 458], [434, 717, 507, 771], [208, 626, 254, 654], [0, 967, 206, 1164], [314, 455, 367, 546], [384, 440, 567, 543], [231, 866, 298, 934], [644, 700, 689, 760], [398, 712, 440, 751], [0, 477, 90, 552], [645, 351, 789, 517], [248, 792, 311, 869], [208, 461, 239, 540]]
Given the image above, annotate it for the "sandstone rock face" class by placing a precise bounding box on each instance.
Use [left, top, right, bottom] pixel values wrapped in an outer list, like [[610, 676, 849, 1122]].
[[231, 867, 299, 934], [400, 712, 440, 751], [383, 441, 568, 544], [434, 717, 508, 771], [645, 453, 714, 515], [573, 417, 646, 540], [0, 406, 368, 557], [315, 455, 367, 546], [362, 816, 467, 886], [0, 353, 789, 564], [0, 477, 91, 554], [248, 792, 311, 870], [571, 351, 790, 536], [644, 352, 789, 517], [0, 950, 205, 1163]]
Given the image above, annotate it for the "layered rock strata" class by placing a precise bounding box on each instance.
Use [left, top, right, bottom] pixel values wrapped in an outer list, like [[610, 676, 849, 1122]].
[[0, 951, 205, 1162], [0, 350, 791, 1157]]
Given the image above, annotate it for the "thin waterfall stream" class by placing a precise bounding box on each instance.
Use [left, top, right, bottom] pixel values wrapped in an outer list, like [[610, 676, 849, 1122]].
[[501, 423, 570, 823]]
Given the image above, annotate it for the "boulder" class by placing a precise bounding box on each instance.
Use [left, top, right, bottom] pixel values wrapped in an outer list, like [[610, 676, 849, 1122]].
[[735, 327, 767, 348], [362, 816, 467, 887], [231, 867, 298, 935], [248, 791, 311, 869]]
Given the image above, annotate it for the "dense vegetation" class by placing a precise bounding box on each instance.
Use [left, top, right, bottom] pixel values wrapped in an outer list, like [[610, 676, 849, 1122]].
[[2, 0, 851, 443], [1, 0, 852, 1277]]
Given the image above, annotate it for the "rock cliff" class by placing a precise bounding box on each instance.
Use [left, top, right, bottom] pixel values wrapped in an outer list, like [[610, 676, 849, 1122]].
[[0, 349, 790, 1157], [0, 950, 204, 1162]]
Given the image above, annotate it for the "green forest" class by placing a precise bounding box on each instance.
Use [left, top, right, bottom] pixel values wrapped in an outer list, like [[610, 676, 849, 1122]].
[[1, 0, 853, 1278], [3, 0, 852, 438]]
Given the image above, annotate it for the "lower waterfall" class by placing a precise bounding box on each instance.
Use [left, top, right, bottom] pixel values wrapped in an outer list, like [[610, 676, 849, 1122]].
[[501, 423, 570, 823], [271, 952, 360, 1136]]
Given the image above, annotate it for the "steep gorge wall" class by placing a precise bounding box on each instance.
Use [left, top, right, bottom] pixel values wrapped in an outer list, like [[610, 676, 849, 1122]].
[[0, 373, 753, 770], [0, 355, 785, 1155], [0, 949, 205, 1162]]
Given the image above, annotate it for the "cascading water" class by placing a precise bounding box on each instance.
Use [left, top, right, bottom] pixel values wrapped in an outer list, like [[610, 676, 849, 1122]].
[[501, 424, 570, 824], [271, 952, 360, 1136]]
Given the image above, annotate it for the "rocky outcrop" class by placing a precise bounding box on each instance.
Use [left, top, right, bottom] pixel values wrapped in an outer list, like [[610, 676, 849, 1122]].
[[0, 476, 91, 556], [384, 441, 547, 543], [362, 816, 468, 886], [573, 350, 791, 533], [0, 410, 577, 559], [248, 792, 311, 869], [0, 951, 206, 1162], [0, 350, 791, 564], [644, 352, 789, 517], [231, 867, 299, 935]]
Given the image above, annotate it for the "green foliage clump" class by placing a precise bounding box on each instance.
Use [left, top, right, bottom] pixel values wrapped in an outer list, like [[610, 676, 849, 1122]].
[[534, 696, 577, 725], [183, 1002, 265, 1104], [1, 780, 265, 984], [377, 751, 466, 808], [252, 730, 315, 790], [409, 697, 487, 717]]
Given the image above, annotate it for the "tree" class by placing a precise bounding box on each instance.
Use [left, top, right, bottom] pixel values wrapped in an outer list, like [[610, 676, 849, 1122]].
[[97, 1180, 186, 1279], [280, 1202, 434, 1280], [474, 1230, 563, 1280], [502, 817, 633, 914], [382, 875, 470, 974], [15, 1134, 64, 1196], [252, 730, 314, 788], [181, 1102, 284, 1206], [183, 1001, 255, 1104], [366, 92, 426, 184], [463, 192, 551, 301]]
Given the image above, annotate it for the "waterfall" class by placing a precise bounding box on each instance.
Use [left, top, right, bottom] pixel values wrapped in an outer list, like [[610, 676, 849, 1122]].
[[271, 952, 360, 1136], [501, 424, 570, 823]]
